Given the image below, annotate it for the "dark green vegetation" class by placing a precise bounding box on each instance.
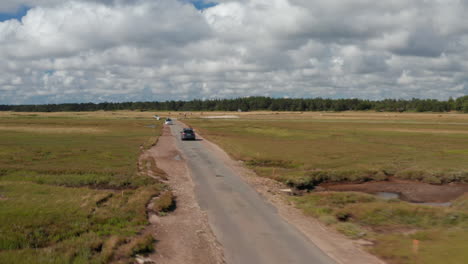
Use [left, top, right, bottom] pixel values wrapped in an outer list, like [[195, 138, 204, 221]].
[[185, 113, 468, 264], [0, 113, 165, 263], [1, 95, 468, 112]]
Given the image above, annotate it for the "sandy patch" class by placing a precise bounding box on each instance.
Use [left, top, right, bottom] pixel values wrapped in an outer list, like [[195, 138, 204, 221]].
[[0, 125, 107, 134]]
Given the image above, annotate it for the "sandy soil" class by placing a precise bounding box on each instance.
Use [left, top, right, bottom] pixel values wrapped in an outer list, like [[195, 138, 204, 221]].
[[143, 126, 225, 264], [321, 179, 468, 203], [198, 132, 385, 264]]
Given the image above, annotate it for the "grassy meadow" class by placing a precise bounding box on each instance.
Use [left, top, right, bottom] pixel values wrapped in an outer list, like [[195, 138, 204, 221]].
[[184, 111, 468, 264], [0, 111, 165, 263], [186, 112, 468, 186]]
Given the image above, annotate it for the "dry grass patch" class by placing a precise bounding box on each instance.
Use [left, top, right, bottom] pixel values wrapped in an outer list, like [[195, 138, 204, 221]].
[[371, 128, 468, 135], [0, 125, 107, 134], [0, 113, 164, 263], [151, 191, 176, 215]]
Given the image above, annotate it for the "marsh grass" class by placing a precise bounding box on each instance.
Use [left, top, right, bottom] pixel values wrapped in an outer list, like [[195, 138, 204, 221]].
[[184, 113, 468, 263], [185, 116, 468, 186], [292, 192, 468, 264], [0, 113, 163, 263]]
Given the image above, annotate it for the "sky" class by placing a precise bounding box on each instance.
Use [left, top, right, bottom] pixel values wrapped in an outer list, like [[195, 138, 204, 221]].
[[0, 0, 467, 104]]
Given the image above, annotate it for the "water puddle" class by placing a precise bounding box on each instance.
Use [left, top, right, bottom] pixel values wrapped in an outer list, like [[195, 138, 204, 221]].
[[376, 192, 400, 200]]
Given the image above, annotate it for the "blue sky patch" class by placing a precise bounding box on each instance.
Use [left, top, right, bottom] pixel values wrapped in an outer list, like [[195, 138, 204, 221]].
[[0, 5, 30, 22], [44, 70, 56, 76], [190, 0, 218, 10]]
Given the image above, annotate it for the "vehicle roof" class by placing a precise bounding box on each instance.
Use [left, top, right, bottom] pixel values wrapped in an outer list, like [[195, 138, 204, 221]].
[[183, 128, 193, 131]]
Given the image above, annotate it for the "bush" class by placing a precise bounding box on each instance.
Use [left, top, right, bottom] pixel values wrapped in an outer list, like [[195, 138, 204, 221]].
[[395, 170, 426, 181], [130, 234, 155, 256], [152, 191, 175, 213], [422, 175, 442, 185], [336, 211, 352, 222]]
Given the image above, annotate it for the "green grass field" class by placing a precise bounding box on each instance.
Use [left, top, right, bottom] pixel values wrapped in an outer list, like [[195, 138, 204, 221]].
[[0, 112, 164, 263], [292, 192, 468, 264], [185, 112, 468, 264], [186, 113, 468, 186]]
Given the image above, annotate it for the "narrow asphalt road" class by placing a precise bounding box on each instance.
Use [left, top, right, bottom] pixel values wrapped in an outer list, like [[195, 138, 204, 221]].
[[170, 122, 336, 264]]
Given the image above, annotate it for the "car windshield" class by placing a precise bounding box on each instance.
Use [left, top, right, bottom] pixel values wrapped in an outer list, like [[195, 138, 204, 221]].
[[183, 129, 193, 133]]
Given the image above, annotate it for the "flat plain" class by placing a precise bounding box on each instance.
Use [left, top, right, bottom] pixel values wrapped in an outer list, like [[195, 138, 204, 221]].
[[185, 111, 468, 264], [0, 111, 165, 263], [2, 111, 468, 264]]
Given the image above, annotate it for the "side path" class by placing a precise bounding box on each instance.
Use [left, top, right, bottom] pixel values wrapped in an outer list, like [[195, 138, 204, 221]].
[[169, 121, 336, 264]]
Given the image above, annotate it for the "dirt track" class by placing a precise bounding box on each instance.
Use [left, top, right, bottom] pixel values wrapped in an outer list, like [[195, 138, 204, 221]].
[[146, 121, 385, 264], [145, 126, 225, 264]]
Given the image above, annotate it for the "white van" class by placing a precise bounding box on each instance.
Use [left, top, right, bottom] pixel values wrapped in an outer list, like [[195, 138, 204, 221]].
[[165, 118, 173, 125]]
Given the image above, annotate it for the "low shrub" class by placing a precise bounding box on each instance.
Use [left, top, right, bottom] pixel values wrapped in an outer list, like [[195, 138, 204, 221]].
[[130, 234, 155, 256], [245, 159, 299, 168], [422, 175, 442, 185], [336, 211, 352, 222], [152, 191, 176, 213], [394, 170, 426, 181]]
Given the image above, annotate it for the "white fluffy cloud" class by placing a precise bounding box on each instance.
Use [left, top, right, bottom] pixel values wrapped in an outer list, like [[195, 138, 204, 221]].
[[0, 0, 467, 104]]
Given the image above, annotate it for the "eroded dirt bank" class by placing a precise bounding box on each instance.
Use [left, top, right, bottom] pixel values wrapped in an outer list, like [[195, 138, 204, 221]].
[[145, 126, 225, 264], [320, 179, 468, 203]]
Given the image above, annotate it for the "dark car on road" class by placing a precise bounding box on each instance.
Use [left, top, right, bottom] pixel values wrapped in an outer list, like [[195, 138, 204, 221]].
[[180, 128, 196, 140]]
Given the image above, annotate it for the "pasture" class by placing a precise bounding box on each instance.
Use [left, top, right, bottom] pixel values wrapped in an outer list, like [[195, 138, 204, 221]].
[[185, 112, 468, 185], [0, 111, 163, 263], [185, 111, 468, 264]]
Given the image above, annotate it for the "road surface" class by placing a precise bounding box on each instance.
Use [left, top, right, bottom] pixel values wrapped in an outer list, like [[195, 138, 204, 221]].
[[170, 122, 336, 264]]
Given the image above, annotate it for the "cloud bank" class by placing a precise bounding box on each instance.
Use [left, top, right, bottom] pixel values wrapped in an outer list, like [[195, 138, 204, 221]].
[[0, 0, 467, 104]]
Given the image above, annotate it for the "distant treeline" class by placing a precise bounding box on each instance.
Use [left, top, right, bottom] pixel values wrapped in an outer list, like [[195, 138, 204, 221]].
[[1, 96, 468, 113]]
